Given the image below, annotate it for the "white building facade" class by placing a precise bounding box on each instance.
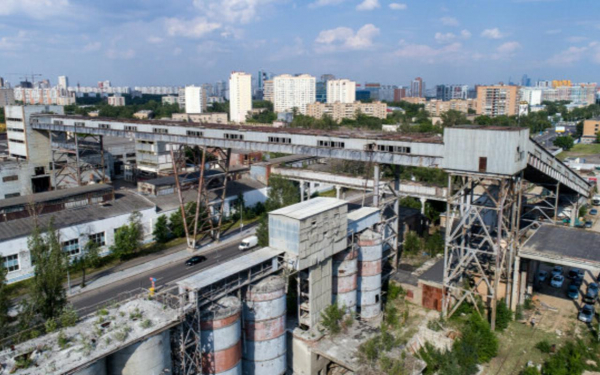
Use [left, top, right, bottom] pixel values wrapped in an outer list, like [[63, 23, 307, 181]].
[[273, 74, 316, 115], [326, 79, 356, 104], [229, 72, 253, 123], [185, 86, 207, 114]]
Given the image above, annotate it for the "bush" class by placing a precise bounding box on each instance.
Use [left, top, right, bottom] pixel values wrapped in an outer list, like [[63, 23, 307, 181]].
[[385, 304, 399, 329], [58, 330, 69, 349], [495, 300, 513, 331], [535, 340, 552, 354], [542, 340, 586, 375], [44, 318, 58, 333], [140, 319, 153, 329], [59, 305, 78, 327], [321, 303, 344, 335], [520, 367, 541, 375], [523, 298, 534, 310]]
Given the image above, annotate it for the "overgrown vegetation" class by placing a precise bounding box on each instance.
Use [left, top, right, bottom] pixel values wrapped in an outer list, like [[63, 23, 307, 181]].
[[320, 302, 345, 335], [110, 212, 143, 260], [256, 175, 300, 247], [494, 300, 513, 332], [66, 96, 182, 119]]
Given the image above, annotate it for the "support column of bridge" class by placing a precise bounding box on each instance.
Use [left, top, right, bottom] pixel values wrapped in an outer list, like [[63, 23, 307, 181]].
[[442, 173, 522, 330]]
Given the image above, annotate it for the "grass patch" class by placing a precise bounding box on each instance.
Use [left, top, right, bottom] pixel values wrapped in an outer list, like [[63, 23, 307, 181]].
[[557, 143, 600, 160]]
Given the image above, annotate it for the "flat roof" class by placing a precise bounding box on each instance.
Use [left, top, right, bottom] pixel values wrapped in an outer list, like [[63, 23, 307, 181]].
[[0, 184, 113, 210], [521, 225, 600, 267], [269, 197, 347, 220], [419, 258, 444, 285], [141, 166, 249, 187], [452, 125, 528, 131], [347, 207, 379, 222], [177, 247, 283, 291], [253, 154, 319, 166], [0, 191, 155, 242]]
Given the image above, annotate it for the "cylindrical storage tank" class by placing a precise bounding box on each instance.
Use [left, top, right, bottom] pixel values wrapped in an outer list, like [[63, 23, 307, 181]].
[[332, 248, 358, 315], [357, 229, 382, 319], [242, 276, 287, 375], [200, 296, 243, 375], [74, 358, 106, 375], [107, 330, 171, 375]]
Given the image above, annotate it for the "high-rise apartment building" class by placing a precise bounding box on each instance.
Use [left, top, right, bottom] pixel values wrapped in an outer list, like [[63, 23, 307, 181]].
[[0, 77, 5, 88], [273, 74, 316, 114], [326, 79, 356, 104], [0, 89, 15, 108], [520, 88, 543, 106], [476, 85, 519, 117], [411, 77, 425, 98], [307, 101, 387, 122], [229, 72, 253, 123], [393, 87, 408, 102], [107, 95, 126, 107], [185, 86, 207, 114], [435, 84, 469, 101], [58, 76, 69, 97], [263, 80, 274, 102]]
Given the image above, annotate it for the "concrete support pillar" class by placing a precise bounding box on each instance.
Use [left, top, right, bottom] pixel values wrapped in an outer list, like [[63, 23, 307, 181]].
[[336, 185, 341, 199], [300, 181, 305, 202], [510, 256, 520, 311], [373, 163, 380, 207], [420, 197, 427, 215]]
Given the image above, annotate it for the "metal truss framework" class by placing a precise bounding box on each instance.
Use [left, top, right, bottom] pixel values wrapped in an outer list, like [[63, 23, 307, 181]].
[[171, 306, 201, 375], [520, 182, 560, 233], [49, 131, 106, 189], [170, 145, 232, 250], [372, 164, 401, 276], [442, 173, 522, 330]]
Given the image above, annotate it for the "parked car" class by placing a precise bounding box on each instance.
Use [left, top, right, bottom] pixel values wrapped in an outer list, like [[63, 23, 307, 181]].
[[239, 235, 259, 251], [185, 255, 207, 266], [573, 276, 584, 287], [567, 284, 580, 299], [538, 270, 549, 283], [551, 266, 564, 277], [591, 209, 598, 215], [588, 283, 599, 298], [550, 274, 565, 288], [586, 221, 593, 228], [568, 268, 585, 279], [579, 304, 595, 323], [584, 291, 598, 304]]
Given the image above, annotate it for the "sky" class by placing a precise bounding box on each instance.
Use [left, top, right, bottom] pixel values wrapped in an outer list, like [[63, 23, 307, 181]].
[[0, 0, 599, 88]]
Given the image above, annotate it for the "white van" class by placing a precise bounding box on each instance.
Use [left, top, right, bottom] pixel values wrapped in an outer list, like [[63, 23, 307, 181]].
[[239, 235, 258, 251]]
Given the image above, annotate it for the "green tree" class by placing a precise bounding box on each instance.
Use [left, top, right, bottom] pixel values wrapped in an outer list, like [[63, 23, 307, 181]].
[[265, 175, 300, 211], [77, 238, 101, 288], [596, 131, 600, 144], [441, 110, 469, 127], [0, 264, 9, 335], [425, 232, 444, 255], [553, 135, 574, 150], [494, 300, 513, 331], [520, 367, 541, 375], [256, 214, 269, 247], [403, 231, 422, 254], [455, 313, 498, 364], [169, 209, 185, 238], [110, 212, 143, 260], [320, 302, 345, 335], [153, 215, 170, 243], [542, 340, 585, 375], [29, 220, 67, 319]]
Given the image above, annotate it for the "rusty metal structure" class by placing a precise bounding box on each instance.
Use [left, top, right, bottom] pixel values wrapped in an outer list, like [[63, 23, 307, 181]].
[[49, 130, 106, 189], [169, 146, 232, 250]]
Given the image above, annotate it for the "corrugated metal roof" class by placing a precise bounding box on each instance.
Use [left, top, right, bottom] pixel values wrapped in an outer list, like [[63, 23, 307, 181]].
[[0, 191, 155, 242], [418, 258, 444, 285], [347, 207, 379, 222], [177, 247, 284, 290], [269, 197, 346, 220], [0, 184, 113, 210], [521, 224, 600, 264]]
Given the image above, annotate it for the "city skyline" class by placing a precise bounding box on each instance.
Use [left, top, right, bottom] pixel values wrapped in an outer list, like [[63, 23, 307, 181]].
[[0, 1, 600, 87]]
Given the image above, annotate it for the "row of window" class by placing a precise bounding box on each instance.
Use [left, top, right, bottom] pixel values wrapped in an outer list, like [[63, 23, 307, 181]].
[[99, 123, 111, 129], [318, 140, 345, 149], [187, 130, 203, 137], [2, 175, 18, 182], [7, 128, 24, 133], [6, 118, 22, 122], [225, 133, 244, 140], [268, 136, 292, 144], [125, 125, 137, 132], [8, 139, 24, 144], [153, 128, 168, 134], [1, 232, 107, 274]]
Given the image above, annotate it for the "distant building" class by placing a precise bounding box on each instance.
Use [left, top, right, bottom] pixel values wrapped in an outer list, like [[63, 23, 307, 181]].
[[161, 95, 178, 106], [0, 77, 4, 88], [133, 110, 154, 120], [107, 95, 125, 107], [475, 85, 519, 117], [306, 101, 387, 122], [393, 87, 408, 102], [263, 80, 274, 102], [520, 88, 543, 106], [326, 79, 356, 104], [521, 74, 531, 87], [435, 84, 469, 101], [582, 117, 600, 143], [172, 113, 228, 124], [0, 89, 15, 107], [362, 83, 381, 100], [355, 90, 371, 101], [58, 76, 69, 97], [273, 74, 316, 115], [316, 81, 327, 103], [184, 85, 207, 114], [410, 77, 425, 98], [425, 99, 477, 116], [229, 72, 253, 123], [379, 85, 397, 102], [542, 83, 597, 105], [402, 97, 427, 105]]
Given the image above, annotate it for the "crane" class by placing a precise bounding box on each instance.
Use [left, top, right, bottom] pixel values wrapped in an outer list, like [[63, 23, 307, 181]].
[[6, 72, 43, 86]]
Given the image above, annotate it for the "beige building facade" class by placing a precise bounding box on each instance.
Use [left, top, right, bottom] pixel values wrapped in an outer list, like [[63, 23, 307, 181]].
[[476, 85, 519, 117], [306, 101, 387, 122], [425, 99, 477, 116]]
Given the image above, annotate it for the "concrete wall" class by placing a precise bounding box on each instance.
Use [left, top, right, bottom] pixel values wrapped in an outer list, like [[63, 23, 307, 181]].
[[309, 258, 333, 328], [107, 330, 172, 375]]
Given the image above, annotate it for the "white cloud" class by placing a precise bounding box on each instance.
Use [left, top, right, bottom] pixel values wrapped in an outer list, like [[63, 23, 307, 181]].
[[546, 29, 562, 35], [315, 24, 380, 52], [566, 36, 587, 43], [147, 36, 164, 44], [83, 41, 101, 52], [0, 31, 31, 51], [270, 37, 307, 61], [356, 0, 380, 11], [309, 0, 345, 8], [394, 42, 462, 63], [193, 0, 277, 24], [106, 48, 136, 60], [440, 16, 459, 27], [481, 28, 505, 39], [547, 45, 589, 66], [389, 3, 407, 10], [497, 41, 521, 54], [435, 30, 471, 44], [460, 29, 472, 39], [0, 0, 70, 18], [165, 17, 221, 39]]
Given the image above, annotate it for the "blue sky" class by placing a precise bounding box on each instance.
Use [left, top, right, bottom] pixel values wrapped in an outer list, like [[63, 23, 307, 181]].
[[0, 0, 599, 87]]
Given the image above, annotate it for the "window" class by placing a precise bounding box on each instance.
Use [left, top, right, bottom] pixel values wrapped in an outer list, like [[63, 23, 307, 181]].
[[317, 140, 345, 149], [6, 117, 22, 122], [153, 128, 168, 134], [479, 157, 487, 173], [377, 145, 411, 154], [34, 166, 45, 176], [53, 120, 64, 125], [5, 193, 20, 198], [2, 175, 18, 182], [268, 136, 291, 144], [99, 123, 111, 129], [74, 122, 85, 127], [8, 139, 24, 144], [187, 130, 203, 137], [126, 153, 136, 158], [7, 128, 24, 132], [225, 133, 244, 140], [89, 232, 106, 247], [3, 254, 19, 272], [62, 239, 80, 256], [124, 125, 137, 132]]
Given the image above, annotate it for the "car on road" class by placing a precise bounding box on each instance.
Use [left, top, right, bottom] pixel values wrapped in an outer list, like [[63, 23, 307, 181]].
[[239, 235, 259, 251], [567, 284, 580, 299], [568, 268, 585, 279], [579, 304, 595, 323], [185, 255, 207, 266], [586, 221, 593, 228], [550, 274, 565, 288], [538, 270, 549, 283], [551, 266, 564, 277], [591, 209, 598, 216]]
